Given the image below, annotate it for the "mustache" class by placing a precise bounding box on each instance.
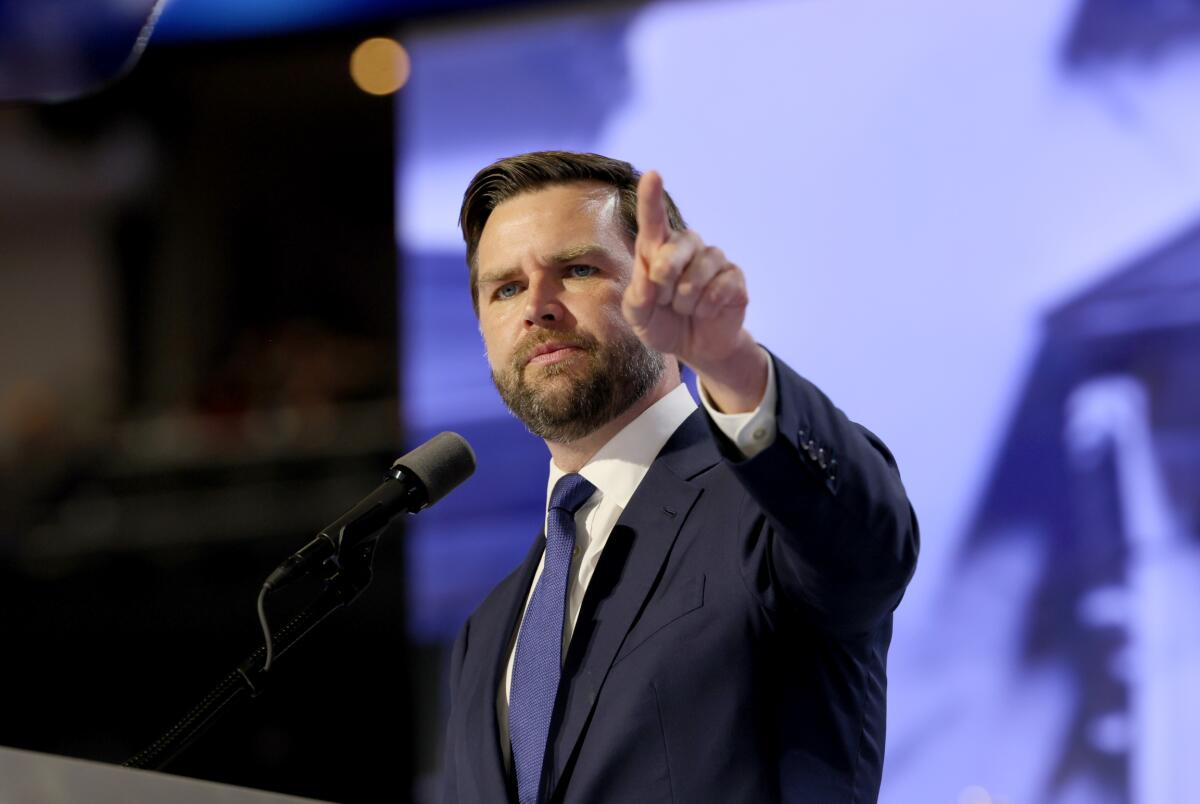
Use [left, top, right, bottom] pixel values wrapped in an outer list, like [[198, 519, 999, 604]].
[[511, 331, 598, 367]]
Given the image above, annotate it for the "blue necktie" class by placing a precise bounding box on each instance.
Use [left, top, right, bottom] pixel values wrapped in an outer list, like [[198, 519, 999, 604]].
[[509, 472, 596, 804]]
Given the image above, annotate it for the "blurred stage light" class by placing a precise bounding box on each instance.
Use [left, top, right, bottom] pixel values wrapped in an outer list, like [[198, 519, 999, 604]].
[[349, 37, 411, 96]]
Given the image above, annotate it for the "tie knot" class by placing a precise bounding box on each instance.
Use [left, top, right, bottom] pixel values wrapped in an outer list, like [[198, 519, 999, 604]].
[[549, 473, 595, 516]]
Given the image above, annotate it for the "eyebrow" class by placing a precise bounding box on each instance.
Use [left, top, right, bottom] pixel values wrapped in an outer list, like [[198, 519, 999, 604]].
[[546, 244, 613, 264], [476, 267, 523, 287], [476, 244, 615, 286]]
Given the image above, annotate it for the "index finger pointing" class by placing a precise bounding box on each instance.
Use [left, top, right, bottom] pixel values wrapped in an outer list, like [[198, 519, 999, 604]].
[[636, 170, 669, 252]]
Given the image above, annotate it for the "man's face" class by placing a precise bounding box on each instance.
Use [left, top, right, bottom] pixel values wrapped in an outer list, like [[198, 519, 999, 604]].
[[475, 181, 665, 443]]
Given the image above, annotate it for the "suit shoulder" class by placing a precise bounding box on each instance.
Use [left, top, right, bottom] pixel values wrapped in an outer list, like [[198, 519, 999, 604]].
[[463, 548, 537, 626]]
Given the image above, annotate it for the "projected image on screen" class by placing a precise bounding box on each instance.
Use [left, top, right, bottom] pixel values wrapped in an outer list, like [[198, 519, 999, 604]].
[[396, 1, 1200, 801]]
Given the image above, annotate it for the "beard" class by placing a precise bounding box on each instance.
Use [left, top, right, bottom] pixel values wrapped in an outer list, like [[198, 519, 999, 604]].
[[491, 327, 666, 444]]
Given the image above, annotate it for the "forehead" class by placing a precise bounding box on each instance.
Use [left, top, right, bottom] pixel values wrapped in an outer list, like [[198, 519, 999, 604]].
[[476, 181, 630, 270]]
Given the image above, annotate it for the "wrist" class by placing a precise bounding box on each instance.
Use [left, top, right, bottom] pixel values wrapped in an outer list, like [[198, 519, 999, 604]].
[[691, 332, 769, 414]]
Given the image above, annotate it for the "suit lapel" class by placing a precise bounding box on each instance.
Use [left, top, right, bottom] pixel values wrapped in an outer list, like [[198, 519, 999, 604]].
[[465, 535, 544, 802], [543, 410, 720, 800]]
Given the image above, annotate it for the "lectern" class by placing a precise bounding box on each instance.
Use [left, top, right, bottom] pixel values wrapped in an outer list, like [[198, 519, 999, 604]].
[[0, 745, 332, 803]]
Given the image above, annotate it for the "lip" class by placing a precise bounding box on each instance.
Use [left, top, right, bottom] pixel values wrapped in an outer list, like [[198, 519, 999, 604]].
[[526, 342, 583, 366]]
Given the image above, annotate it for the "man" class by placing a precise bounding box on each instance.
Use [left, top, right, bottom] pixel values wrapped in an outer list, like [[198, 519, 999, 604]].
[[440, 151, 918, 804]]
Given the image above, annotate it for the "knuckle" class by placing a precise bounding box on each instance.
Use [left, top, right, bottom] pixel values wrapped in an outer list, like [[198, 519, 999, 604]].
[[649, 254, 670, 279]]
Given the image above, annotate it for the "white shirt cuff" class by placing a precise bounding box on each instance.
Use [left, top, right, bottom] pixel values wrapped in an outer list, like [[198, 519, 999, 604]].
[[698, 348, 778, 459]]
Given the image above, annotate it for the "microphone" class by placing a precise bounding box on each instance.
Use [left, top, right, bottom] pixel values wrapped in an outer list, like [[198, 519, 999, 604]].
[[264, 431, 475, 591]]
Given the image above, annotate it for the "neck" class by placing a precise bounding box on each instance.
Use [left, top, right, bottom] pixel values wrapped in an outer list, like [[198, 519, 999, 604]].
[[546, 368, 679, 473]]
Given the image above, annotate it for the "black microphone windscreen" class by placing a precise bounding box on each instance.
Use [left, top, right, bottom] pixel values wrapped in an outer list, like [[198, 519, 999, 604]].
[[394, 431, 476, 506]]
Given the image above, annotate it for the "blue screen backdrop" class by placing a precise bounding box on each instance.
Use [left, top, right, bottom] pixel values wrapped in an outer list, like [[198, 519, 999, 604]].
[[397, 2, 1200, 801]]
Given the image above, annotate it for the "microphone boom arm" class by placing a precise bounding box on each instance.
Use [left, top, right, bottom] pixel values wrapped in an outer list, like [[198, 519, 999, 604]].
[[123, 535, 380, 771]]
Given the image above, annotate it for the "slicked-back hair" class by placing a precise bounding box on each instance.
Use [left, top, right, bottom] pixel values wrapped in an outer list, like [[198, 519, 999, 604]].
[[459, 151, 687, 315]]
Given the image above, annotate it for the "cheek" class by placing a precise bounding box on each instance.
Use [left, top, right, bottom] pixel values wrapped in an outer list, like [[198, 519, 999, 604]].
[[595, 294, 634, 335], [575, 283, 627, 325], [479, 318, 514, 369], [483, 339, 506, 372]]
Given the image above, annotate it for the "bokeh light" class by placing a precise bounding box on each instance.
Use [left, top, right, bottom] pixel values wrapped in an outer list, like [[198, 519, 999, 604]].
[[349, 36, 410, 96]]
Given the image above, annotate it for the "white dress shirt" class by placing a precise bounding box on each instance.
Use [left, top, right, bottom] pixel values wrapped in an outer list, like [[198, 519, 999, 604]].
[[497, 355, 779, 766]]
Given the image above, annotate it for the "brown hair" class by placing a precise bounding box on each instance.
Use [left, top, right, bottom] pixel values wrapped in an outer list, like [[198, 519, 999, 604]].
[[459, 151, 686, 315]]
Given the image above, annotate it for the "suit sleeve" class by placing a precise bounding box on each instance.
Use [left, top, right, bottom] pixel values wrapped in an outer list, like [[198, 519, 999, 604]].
[[712, 349, 919, 638]]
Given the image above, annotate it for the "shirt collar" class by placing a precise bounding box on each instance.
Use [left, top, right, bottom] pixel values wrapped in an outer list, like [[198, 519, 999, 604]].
[[546, 382, 697, 512]]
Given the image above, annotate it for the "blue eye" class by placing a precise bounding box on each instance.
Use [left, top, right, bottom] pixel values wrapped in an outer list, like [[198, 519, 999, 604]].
[[568, 265, 598, 278], [495, 283, 520, 300]]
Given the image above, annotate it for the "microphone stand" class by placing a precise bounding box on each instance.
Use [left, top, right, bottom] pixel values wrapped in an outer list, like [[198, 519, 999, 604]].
[[122, 537, 381, 772]]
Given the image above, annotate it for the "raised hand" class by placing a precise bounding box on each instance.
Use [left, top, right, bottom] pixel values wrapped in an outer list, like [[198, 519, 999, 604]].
[[622, 171, 767, 413]]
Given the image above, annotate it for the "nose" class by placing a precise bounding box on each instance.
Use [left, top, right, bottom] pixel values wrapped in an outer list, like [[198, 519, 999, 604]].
[[523, 274, 564, 328]]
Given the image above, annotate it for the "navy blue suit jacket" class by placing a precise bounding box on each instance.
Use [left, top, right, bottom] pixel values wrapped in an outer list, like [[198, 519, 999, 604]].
[[441, 354, 918, 803]]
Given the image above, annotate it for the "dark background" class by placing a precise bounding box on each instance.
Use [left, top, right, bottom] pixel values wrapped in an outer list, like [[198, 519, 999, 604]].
[[1, 18, 409, 804]]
